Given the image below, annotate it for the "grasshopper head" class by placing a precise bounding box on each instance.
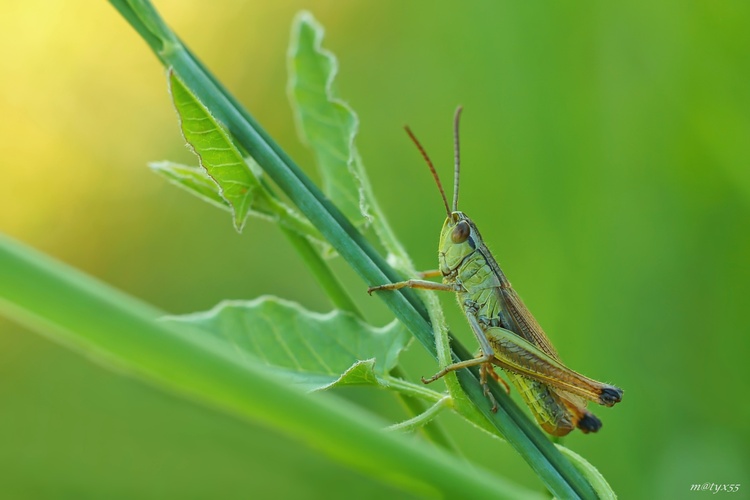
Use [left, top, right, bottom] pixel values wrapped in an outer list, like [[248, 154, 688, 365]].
[[439, 211, 479, 275]]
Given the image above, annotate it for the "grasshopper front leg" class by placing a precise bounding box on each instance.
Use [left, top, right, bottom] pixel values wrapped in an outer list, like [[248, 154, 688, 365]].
[[367, 270, 456, 295], [367, 279, 457, 295]]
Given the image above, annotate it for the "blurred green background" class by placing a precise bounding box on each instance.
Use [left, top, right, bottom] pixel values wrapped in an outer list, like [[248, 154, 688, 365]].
[[2, 1, 749, 498]]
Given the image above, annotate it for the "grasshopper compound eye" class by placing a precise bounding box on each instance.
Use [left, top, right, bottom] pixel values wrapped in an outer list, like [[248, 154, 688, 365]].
[[451, 220, 470, 243]]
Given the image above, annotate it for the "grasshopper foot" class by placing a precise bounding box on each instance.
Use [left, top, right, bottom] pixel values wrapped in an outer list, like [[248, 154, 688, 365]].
[[482, 383, 498, 413], [367, 283, 401, 295], [479, 363, 499, 412]]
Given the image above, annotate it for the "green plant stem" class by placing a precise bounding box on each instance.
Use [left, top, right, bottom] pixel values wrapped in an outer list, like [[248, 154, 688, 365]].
[[280, 226, 361, 317], [386, 396, 451, 433], [384, 371, 444, 404], [259, 192, 324, 243], [389, 378, 459, 454], [108, 2, 599, 498]]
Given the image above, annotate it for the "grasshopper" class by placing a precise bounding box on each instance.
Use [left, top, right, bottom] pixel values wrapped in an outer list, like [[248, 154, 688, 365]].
[[369, 107, 623, 435]]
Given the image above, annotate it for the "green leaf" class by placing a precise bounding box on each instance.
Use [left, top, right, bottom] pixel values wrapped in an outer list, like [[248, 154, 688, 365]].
[[149, 160, 329, 252], [149, 161, 229, 209], [331, 359, 383, 387], [287, 12, 370, 228], [163, 296, 411, 393], [169, 70, 260, 232]]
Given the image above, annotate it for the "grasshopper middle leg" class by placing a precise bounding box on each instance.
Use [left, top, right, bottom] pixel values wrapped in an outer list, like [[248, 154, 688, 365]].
[[368, 274, 503, 412]]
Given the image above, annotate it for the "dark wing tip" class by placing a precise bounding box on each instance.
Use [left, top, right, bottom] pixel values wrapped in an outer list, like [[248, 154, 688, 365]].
[[577, 412, 603, 434], [600, 386, 624, 407]]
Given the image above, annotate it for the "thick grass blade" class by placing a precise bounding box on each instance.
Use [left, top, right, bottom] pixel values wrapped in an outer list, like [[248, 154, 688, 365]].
[[0, 234, 542, 500]]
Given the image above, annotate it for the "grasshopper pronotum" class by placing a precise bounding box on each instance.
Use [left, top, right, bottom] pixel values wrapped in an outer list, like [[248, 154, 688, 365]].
[[369, 108, 623, 435]]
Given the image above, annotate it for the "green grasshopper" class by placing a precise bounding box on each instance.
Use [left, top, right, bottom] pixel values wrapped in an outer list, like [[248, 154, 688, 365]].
[[369, 108, 623, 435]]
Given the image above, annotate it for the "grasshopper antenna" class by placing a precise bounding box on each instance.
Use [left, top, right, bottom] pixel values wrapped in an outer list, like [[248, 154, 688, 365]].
[[452, 106, 463, 212], [405, 125, 451, 216]]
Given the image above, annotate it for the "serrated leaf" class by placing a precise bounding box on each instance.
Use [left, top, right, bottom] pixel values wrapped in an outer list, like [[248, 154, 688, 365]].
[[287, 12, 371, 228], [169, 70, 260, 232], [163, 296, 411, 392], [149, 160, 329, 251], [324, 359, 385, 390]]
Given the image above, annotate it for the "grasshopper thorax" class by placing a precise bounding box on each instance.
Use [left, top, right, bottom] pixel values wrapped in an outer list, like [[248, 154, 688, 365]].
[[439, 211, 481, 276]]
